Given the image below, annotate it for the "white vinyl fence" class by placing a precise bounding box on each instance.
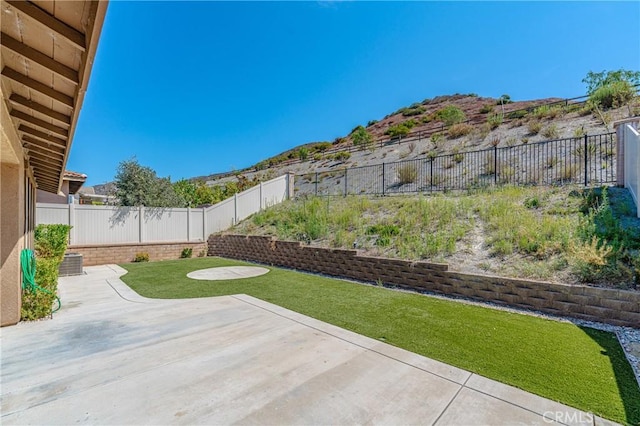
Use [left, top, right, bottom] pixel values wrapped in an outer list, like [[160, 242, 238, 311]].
[[37, 174, 292, 245], [623, 122, 640, 217]]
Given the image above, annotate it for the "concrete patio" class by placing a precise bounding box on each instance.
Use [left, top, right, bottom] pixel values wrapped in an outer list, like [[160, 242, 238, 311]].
[[0, 265, 616, 425]]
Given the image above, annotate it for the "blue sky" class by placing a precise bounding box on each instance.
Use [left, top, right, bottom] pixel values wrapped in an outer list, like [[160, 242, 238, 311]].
[[67, 1, 640, 186]]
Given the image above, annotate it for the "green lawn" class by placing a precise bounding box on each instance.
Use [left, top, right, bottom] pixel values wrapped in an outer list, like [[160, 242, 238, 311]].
[[120, 257, 640, 425]]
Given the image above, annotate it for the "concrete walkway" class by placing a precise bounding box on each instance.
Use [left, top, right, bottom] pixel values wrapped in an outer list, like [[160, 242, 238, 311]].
[[0, 265, 616, 425]]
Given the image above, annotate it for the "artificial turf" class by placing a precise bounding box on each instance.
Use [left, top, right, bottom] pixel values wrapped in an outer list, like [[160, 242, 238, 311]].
[[120, 257, 640, 425]]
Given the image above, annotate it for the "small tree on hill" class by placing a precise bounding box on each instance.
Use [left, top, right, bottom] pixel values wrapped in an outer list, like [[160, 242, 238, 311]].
[[583, 69, 640, 109], [351, 125, 374, 149]]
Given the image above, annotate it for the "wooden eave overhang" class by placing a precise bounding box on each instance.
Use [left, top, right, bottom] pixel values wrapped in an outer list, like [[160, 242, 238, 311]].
[[1, 0, 108, 193]]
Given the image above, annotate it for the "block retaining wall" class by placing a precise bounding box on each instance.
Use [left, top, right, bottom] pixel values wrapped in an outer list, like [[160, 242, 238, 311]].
[[208, 234, 640, 328], [68, 241, 207, 266]]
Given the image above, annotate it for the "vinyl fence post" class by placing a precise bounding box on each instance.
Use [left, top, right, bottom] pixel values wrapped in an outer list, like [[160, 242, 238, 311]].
[[139, 206, 144, 243], [68, 203, 75, 245], [584, 134, 588, 186], [234, 193, 238, 224], [187, 207, 191, 242]]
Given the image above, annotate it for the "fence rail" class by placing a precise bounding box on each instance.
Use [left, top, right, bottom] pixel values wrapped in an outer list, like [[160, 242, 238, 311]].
[[294, 133, 617, 197], [37, 174, 292, 245]]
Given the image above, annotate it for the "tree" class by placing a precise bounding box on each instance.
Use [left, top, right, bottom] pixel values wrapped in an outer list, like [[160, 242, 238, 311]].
[[583, 69, 639, 109], [351, 125, 374, 149], [114, 158, 183, 207], [582, 69, 640, 94]]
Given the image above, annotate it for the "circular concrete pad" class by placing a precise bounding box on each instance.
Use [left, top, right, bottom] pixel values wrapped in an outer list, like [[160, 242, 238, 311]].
[[187, 266, 270, 281]]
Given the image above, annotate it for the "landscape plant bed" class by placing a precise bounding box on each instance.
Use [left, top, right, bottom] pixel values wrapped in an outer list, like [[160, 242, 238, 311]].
[[232, 185, 640, 290], [120, 257, 640, 425]]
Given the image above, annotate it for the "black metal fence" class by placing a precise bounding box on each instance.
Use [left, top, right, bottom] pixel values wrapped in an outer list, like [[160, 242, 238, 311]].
[[294, 132, 616, 197]]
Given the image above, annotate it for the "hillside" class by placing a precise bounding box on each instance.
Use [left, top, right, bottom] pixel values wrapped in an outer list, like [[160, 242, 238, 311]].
[[201, 92, 638, 187]]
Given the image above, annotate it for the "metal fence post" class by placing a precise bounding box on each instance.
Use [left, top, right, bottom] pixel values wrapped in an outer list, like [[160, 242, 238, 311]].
[[344, 168, 348, 197], [584, 134, 588, 186], [494, 145, 498, 185], [382, 163, 386, 195], [430, 159, 433, 192], [315, 172, 318, 196]]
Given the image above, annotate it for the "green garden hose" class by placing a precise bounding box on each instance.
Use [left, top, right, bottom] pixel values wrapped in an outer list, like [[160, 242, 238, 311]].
[[20, 249, 61, 314]]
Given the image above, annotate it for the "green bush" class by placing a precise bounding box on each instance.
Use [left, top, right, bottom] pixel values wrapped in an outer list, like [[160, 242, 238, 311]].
[[487, 113, 503, 130], [134, 252, 150, 262], [589, 81, 636, 109], [298, 147, 309, 160], [351, 125, 374, 149], [479, 104, 494, 114], [34, 224, 71, 260], [334, 151, 351, 161], [385, 121, 415, 138], [435, 105, 466, 126], [21, 224, 71, 321], [181, 248, 193, 258], [506, 110, 527, 120]]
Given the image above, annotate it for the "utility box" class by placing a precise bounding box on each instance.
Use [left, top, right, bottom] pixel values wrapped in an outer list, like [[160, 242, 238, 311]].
[[58, 253, 83, 276]]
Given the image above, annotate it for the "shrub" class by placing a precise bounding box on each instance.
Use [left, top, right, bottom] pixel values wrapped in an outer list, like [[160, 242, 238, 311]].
[[298, 147, 309, 160], [487, 113, 503, 130], [21, 224, 71, 321], [506, 137, 517, 147], [181, 248, 193, 258], [402, 105, 427, 116], [506, 110, 527, 120], [448, 123, 473, 138], [590, 81, 636, 109], [569, 237, 616, 282], [366, 224, 400, 247], [527, 120, 542, 135], [134, 252, 149, 262], [430, 132, 443, 147], [334, 151, 351, 161], [385, 121, 415, 138], [435, 105, 466, 126], [479, 104, 494, 114], [313, 153, 322, 161], [397, 163, 418, 184], [352, 125, 374, 149], [312, 142, 332, 152], [542, 124, 560, 139], [367, 119, 378, 127]]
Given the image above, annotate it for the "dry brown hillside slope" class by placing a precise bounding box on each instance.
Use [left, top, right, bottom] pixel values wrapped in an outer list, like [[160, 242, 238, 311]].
[[202, 93, 639, 186]]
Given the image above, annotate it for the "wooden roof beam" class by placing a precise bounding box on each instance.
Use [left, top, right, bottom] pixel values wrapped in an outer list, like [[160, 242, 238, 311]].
[[9, 94, 71, 125], [5, 1, 86, 51], [22, 135, 65, 154], [27, 150, 63, 166], [18, 125, 67, 148], [1, 32, 79, 84], [22, 139, 65, 158], [11, 109, 69, 137], [2, 67, 74, 107]]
